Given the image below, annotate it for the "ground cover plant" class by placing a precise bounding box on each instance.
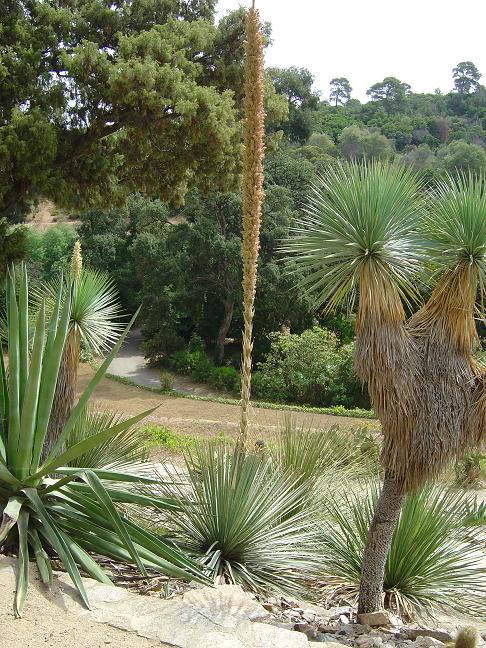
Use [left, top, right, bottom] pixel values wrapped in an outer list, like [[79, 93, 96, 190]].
[[0, 264, 204, 616]]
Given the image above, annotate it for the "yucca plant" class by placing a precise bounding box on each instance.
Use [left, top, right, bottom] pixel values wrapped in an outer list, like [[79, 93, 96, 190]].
[[156, 442, 321, 596], [283, 163, 486, 613], [320, 484, 486, 620], [271, 416, 380, 486], [66, 408, 150, 471], [40, 243, 122, 457], [0, 265, 204, 617]]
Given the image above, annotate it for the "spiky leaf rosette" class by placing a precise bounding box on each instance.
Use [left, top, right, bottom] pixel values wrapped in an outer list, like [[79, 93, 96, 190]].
[[412, 174, 486, 353], [281, 161, 424, 322], [424, 173, 486, 285], [0, 265, 205, 617]]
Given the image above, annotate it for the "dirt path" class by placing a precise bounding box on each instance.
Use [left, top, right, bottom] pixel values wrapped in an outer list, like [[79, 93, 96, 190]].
[[77, 363, 377, 439]]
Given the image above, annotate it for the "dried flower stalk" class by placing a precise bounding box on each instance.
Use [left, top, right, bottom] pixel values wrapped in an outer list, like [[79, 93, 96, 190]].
[[238, 5, 265, 449]]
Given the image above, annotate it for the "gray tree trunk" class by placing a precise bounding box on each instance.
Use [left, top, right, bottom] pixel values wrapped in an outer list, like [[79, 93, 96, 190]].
[[358, 472, 404, 613], [214, 296, 234, 365]]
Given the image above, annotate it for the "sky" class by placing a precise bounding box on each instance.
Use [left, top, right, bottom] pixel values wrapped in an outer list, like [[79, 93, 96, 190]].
[[215, 0, 486, 102]]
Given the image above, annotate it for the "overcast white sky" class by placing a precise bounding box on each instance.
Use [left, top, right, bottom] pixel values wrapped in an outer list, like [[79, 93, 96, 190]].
[[216, 0, 486, 102]]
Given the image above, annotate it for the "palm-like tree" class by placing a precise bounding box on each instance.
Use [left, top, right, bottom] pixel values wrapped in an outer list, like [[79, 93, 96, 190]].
[[282, 162, 486, 614], [42, 243, 122, 456]]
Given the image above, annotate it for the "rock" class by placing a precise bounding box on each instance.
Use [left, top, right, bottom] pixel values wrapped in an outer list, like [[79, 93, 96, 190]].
[[317, 624, 338, 634], [0, 557, 310, 648], [399, 630, 453, 644], [183, 584, 271, 623], [294, 622, 318, 639], [355, 637, 375, 648], [413, 638, 446, 648], [327, 607, 354, 621], [357, 612, 398, 627], [311, 639, 352, 646]]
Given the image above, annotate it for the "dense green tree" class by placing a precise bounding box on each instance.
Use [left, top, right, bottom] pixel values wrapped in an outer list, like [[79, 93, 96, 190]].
[[329, 77, 352, 106], [269, 66, 320, 143], [26, 222, 78, 282], [452, 61, 482, 94], [439, 139, 486, 174], [338, 125, 395, 161], [0, 0, 247, 222], [366, 77, 411, 112]]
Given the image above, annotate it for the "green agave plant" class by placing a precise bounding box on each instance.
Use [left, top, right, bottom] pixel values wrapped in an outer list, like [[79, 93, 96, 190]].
[[320, 483, 486, 620], [0, 264, 204, 617]]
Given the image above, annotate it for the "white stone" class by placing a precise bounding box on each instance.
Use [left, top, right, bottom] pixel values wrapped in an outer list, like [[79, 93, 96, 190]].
[[0, 557, 309, 648]]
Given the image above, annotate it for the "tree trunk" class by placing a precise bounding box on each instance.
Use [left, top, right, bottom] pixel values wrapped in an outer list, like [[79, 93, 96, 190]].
[[214, 296, 234, 365], [42, 329, 80, 461], [358, 472, 404, 613]]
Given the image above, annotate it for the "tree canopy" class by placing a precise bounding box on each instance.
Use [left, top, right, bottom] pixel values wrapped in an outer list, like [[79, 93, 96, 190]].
[[0, 0, 250, 220]]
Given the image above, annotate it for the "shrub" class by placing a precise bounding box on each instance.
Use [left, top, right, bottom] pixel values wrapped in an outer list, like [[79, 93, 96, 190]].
[[156, 443, 321, 595], [320, 483, 486, 619], [159, 371, 174, 392], [254, 326, 369, 408], [208, 365, 240, 392], [272, 417, 380, 484]]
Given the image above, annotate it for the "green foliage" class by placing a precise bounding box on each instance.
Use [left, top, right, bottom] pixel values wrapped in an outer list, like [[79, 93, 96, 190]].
[[159, 371, 174, 392], [454, 452, 486, 486], [338, 125, 395, 161], [453, 62, 482, 94], [329, 77, 352, 107], [26, 224, 78, 282], [0, 2, 248, 217], [66, 408, 149, 470], [282, 161, 423, 311], [321, 484, 486, 619], [0, 264, 204, 616], [439, 140, 486, 174], [366, 77, 411, 112], [157, 443, 321, 595], [269, 66, 320, 143], [0, 219, 27, 283], [272, 418, 380, 483], [253, 326, 369, 408]]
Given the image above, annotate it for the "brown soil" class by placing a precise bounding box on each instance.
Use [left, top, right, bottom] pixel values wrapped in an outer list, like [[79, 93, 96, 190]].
[[1, 569, 163, 648], [76, 363, 378, 443]]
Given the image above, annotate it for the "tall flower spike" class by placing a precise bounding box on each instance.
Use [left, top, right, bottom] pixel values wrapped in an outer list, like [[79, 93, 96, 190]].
[[239, 4, 265, 449], [71, 241, 83, 282]]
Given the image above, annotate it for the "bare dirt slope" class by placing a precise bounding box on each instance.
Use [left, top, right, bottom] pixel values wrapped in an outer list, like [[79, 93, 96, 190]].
[[76, 363, 377, 439]]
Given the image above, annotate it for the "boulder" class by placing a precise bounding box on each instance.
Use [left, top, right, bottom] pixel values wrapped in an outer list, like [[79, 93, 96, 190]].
[[356, 611, 399, 627]]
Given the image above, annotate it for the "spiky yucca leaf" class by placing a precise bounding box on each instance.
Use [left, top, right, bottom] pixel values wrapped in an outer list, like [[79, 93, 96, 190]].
[[41, 268, 123, 354], [156, 443, 321, 596], [321, 483, 486, 620], [66, 408, 150, 471], [424, 174, 486, 287], [0, 265, 205, 616], [281, 161, 424, 312], [271, 416, 380, 484]]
